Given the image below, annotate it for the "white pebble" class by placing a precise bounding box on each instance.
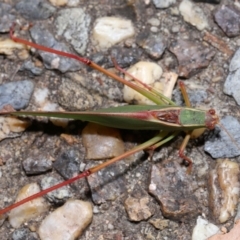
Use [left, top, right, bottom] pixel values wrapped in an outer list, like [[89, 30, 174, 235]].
[[123, 62, 178, 105], [179, 0, 209, 31], [149, 183, 157, 191], [92, 17, 135, 51], [38, 199, 93, 240], [150, 26, 158, 33], [147, 18, 160, 26], [0, 39, 27, 56], [34, 88, 49, 105], [192, 216, 220, 240], [8, 183, 49, 228], [123, 61, 163, 105]]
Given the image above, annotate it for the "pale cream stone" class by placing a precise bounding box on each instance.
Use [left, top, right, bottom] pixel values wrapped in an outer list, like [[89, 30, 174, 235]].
[[48, 0, 68, 6], [8, 183, 49, 228], [0, 39, 27, 56], [218, 160, 240, 223], [123, 61, 177, 105], [179, 0, 209, 31], [209, 159, 240, 223], [192, 216, 220, 240], [82, 122, 124, 159], [0, 116, 29, 141], [92, 17, 135, 51], [38, 199, 92, 240], [5, 117, 30, 133]]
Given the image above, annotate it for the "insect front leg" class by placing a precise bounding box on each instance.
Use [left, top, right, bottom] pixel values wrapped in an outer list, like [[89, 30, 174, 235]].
[[178, 81, 196, 173]]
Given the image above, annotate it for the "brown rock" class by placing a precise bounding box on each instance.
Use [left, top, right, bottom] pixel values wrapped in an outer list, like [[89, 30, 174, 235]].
[[169, 39, 215, 78], [148, 159, 199, 221], [124, 184, 155, 221]]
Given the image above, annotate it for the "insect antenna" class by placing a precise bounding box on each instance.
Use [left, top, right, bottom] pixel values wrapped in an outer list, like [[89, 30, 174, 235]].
[[217, 122, 240, 152]]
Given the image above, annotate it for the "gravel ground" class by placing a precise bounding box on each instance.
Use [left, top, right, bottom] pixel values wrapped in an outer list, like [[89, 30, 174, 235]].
[[0, 0, 240, 239]]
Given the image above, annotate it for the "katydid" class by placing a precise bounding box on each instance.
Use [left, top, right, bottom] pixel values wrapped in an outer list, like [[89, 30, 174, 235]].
[[0, 25, 219, 218]]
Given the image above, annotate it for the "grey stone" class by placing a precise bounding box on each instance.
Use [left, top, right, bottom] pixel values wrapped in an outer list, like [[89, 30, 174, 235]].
[[0, 80, 34, 110], [204, 116, 240, 158], [15, 0, 56, 20]]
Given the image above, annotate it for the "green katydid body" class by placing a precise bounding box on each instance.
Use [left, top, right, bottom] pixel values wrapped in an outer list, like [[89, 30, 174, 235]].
[[0, 25, 220, 217], [6, 105, 218, 131], [7, 25, 219, 132]]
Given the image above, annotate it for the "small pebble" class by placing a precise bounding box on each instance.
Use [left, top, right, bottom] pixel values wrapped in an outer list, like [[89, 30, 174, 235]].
[[22, 154, 52, 175], [123, 61, 163, 105], [137, 32, 167, 59], [22, 60, 43, 75], [208, 159, 240, 223], [8, 183, 49, 228], [57, 79, 103, 111], [0, 80, 34, 110], [92, 16, 135, 51], [0, 39, 26, 56], [192, 216, 220, 240], [179, 0, 209, 31], [38, 199, 92, 240], [124, 196, 154, 221], [147, 18, 160, 26], [149, 219, 169, 230], [53, 149, 80, 179], [0, 116, 29, 141], [82, 123, 124, 159]]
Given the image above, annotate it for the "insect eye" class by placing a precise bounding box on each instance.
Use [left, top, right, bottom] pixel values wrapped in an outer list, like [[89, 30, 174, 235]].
[[209, 109, 215, 115]]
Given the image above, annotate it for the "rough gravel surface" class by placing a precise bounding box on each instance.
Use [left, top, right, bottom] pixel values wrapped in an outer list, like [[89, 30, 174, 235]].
[[1, 0, 240, 240]]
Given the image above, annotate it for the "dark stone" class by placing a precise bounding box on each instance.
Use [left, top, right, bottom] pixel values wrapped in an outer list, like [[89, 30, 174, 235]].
[[12, 228, 38, 240], [87, 160, 127, 204], [53, 149, 80, 180], [137, 32, 167, 60], [149, 159, 199, 221], [23, 153, 52, 175], [169, 39, 215, 78], [29, 24, 82, 73], [214, 5, 240, 37], [15, 0, 56, 20]]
